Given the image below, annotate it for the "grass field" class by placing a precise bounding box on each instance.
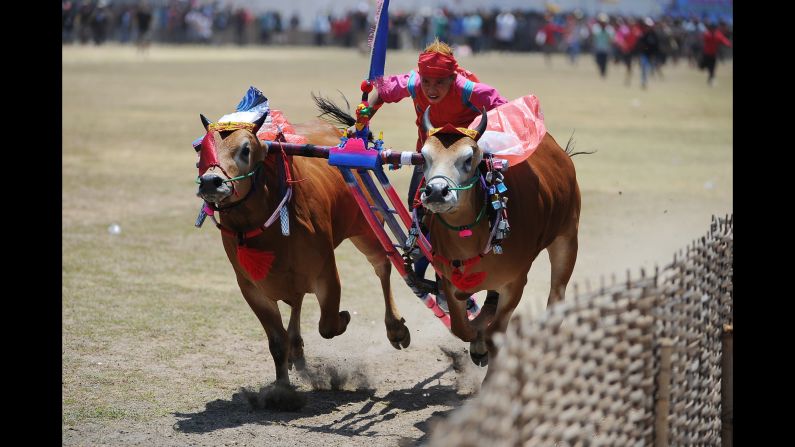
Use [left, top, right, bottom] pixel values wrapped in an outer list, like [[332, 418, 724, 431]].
[[62, 44, 732, 445]]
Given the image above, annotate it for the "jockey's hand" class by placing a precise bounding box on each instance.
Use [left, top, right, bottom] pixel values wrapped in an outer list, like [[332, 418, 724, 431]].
[[345, 125, 373, 141]]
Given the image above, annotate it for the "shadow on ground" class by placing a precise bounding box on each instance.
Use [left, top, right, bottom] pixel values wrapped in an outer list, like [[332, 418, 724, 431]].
[[173, 366, 467, 443]]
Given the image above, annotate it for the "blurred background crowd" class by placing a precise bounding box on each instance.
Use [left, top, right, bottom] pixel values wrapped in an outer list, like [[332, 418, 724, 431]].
[[62, 0, 732, 85]]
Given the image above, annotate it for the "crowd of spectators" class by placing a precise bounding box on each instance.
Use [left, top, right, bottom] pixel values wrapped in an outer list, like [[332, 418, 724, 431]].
[[63, 1, 732, 84]]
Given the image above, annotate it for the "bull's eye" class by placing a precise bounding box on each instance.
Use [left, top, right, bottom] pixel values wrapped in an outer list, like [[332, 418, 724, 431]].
[[464, 156, 473, 171], [241, 146, 250, 158]]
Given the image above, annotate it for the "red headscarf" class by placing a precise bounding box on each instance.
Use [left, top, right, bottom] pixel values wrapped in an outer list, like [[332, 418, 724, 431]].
[[418, 52, 458, 78]]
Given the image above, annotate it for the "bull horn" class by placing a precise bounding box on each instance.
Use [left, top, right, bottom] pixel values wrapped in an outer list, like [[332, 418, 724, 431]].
[[422, 106, 434, 135], [200, 114, 212, 131], [251, 112, 269, 134], [473, 107, 488, 141]]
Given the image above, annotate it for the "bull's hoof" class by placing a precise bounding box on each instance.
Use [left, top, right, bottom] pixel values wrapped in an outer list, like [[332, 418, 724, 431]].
[[470, 350, 489, 367], [288, 338, 306, 371], [289, 355, 306, 371], [389, 329, 411, 350], [319, 311, 351, 339], [339, 311, 351, 334], [469, 340, 489, 367], [387, 318, 411, 350]]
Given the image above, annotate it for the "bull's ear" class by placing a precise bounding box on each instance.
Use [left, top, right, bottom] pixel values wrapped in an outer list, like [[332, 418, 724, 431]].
[[473, 107, 487, 141], [200, 114, 212, 131], [251, 112, 269, 134]]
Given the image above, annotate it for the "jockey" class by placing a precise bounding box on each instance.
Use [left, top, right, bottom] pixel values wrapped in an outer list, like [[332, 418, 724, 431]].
[[351, 38, 508, 312]]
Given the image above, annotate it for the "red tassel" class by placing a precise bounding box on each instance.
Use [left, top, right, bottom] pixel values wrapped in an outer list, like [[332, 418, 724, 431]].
[[236, 245, 276, 281], [451, 270, 487, 293]]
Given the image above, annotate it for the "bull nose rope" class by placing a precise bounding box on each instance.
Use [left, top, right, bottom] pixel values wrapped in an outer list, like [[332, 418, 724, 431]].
[[425, 173, 479, 192], [194, 165, 260, 185]]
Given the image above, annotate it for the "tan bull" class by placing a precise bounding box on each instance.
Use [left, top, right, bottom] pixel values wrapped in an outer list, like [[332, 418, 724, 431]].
[[195, 113, 411, 385], [418, 107, 581, 376]]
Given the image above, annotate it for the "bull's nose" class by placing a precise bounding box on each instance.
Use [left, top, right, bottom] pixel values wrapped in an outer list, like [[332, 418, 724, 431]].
[[199, 174, 224, 191], [424, 183, 450, 203]]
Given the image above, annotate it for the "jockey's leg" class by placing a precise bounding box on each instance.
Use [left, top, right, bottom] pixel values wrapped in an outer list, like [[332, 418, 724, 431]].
[[408, 164, 430, 281], [413, 251, 430, 278], [407, 164, 424, 207], [407, 165, 447, 308]]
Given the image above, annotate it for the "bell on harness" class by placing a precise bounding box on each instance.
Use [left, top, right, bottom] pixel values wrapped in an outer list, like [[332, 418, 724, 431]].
[[484, 168, 505, 184], [491, 195, 502, 210], [496, 219, 511, 240]]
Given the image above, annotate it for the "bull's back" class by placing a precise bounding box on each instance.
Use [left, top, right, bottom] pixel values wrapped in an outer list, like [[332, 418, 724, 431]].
[[506, 133, 580, 252], [290, 156, 372, 247]]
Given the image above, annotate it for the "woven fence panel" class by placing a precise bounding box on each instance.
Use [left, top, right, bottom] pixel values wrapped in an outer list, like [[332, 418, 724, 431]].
[[655, 215, 733, 445], [427, 215, 733, 447]]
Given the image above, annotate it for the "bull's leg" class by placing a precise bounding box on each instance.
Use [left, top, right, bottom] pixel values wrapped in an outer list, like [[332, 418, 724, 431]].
[[314, 258, 351, 339], [350, 235, 410, 349], [286, 294, 306, 370], [476, 276, 529, 378], [445, 281, 478, 343], [470, 291, 500, 331], [234, 271, 291, 384], [545, 223, 579, 307], [468, 292, 500, 368], [469, 332, 490, 368]]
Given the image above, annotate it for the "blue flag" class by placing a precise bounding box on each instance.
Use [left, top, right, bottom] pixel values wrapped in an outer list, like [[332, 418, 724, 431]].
[[367, 0, 390, 81]]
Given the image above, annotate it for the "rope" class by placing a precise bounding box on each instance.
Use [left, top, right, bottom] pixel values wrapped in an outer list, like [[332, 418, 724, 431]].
[[435, 200, 488, 232]]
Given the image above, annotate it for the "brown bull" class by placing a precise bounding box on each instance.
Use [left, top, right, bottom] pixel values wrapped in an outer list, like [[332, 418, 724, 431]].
[[418, 107, 581, 376], [195, 113, 410, 385]]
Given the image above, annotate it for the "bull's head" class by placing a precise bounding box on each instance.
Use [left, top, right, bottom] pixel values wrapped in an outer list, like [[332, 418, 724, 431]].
[[419, 106, 487, 214], [196, 113, 268, 205]]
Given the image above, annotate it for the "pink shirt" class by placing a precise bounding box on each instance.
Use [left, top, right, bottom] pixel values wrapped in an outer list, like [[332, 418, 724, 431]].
[[377, 71, 508, 150]]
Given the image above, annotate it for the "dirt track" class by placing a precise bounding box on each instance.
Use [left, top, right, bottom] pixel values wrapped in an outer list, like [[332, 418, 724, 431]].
[[62, 45, 732, 446]]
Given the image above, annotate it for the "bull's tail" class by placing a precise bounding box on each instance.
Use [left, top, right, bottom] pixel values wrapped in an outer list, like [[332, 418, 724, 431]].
[[312, 92, 356, 128], [564, 130, 596, 157]]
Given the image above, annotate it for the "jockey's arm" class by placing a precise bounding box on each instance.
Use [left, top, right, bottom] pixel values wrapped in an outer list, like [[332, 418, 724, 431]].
[[366, 90, 385, 119]]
